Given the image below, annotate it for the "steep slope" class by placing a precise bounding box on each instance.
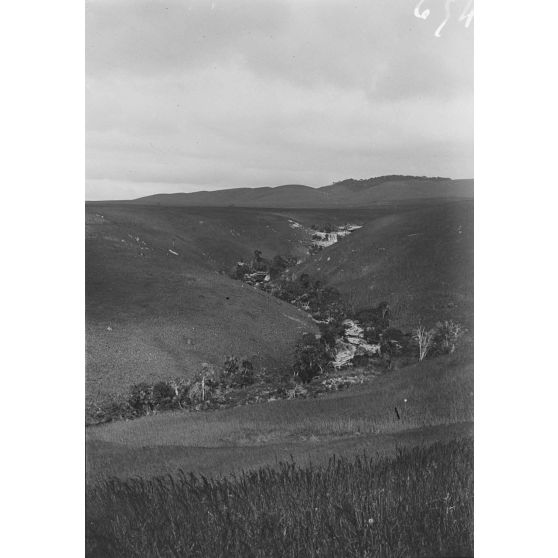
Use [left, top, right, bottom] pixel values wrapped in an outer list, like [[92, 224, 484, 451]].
[[294, 200, 474, 330], [86, 200, 473, 404], [86, 205, 317, 404], [86, 204, 314, 271]]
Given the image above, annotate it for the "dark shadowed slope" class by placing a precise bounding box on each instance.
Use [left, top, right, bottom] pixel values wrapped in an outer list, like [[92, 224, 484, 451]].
[[86, 205, 317, 404], [127, 177, 473, 208]]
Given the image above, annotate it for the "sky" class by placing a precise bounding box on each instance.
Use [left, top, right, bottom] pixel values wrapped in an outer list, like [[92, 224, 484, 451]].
[[85, 0, 473, 200]]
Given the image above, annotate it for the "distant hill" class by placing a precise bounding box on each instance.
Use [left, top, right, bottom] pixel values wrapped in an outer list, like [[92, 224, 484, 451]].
[[123, 176, 473, 208]]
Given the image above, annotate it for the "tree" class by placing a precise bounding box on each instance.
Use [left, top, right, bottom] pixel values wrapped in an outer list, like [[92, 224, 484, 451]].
[[269, 255, 288, 278], [252, 250, 268, 272], [222, 356, 255, 387], [413, 325, 435, 361], [354, 302, 390, 329], [152, 381, 177, 410], [292, 333, 329, 383], [433, 321, 465, 354]]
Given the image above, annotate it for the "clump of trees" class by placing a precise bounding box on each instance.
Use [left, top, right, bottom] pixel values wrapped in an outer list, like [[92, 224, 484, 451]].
[[434, 320, 465, 355], [412, 320, 466, 361], [232, 251, 297, 282], [273, 274, 345, 321], [88, 356, 259, 424], [222, 356, 255, 387], [292, 333, 331, 383]]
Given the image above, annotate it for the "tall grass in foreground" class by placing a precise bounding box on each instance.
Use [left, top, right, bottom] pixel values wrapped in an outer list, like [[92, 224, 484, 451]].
[[86, 438, 473, 557]]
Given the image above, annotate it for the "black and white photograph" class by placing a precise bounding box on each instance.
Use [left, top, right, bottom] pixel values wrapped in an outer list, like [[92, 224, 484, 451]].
[[8, 2, 558, 556], [84, 1, 474, 556]]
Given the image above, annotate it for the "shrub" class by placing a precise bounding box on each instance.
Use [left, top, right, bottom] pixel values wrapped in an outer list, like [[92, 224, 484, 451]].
[[293, 333, 330, 383], [433, 320, 465, 355], [186, 363, 219, 404], [237, 359, 255, 387], [269, 255, 288, 278], [353, 302, 390, 329], [251, 249, 269, 272], [381, 328, 412, 356], [86, 396, 133, 424], [363, 326, 382, 344], [127, 383, 155, 414], [152, 381, 177, 410], [352, 354, 371, 367], [222, 356, 255, 387], [232, 261, 250, 280], [222, 356, 239, 378]]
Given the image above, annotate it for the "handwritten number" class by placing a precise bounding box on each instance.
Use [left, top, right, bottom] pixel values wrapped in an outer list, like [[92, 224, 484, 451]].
[[415, 0, 474, 37], [458, 0, 474, 28], [414, 0, 431, 20]]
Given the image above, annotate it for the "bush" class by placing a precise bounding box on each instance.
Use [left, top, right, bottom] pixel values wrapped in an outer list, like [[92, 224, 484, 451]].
[[232, 261, 250, 280], [380, 328, 412, 357], [188, 363, 219, 403], [363, 326, 382, 344], [222, 356, 255, 387], [251, 249, 269, 272], [152, 381, 177, 410], [293, 333, 330, 383], [353, 302, 390, 329], [352, 354, 371, 367], [269, 255, 288, 278], [433, 320, 465, 355], [318, 320, 345, 350], [128, 383, 155, 414], [86, 396, 133, 424]]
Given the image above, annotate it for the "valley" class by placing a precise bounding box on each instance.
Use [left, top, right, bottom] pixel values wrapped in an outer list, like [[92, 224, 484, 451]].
[[86, 198, 472, 406], [86, 179, 474, 557]]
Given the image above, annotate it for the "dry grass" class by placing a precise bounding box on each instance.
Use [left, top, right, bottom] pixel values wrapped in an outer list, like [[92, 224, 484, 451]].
[[87, 346, 473, 479], [86, 437, 474, 557]]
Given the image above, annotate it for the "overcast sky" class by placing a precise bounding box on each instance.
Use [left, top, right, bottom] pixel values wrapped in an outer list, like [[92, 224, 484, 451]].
[[85, 0, 473, 200]]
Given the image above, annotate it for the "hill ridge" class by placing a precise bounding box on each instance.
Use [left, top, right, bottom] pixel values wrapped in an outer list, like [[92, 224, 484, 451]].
[[123, 176, 472, 208]]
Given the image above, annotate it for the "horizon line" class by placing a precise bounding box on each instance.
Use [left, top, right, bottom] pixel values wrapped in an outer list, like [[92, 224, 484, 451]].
[[85, 175, 474, 202]]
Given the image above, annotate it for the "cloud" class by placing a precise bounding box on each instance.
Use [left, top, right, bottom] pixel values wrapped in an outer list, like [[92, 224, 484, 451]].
[[85, 0, 473, 199]]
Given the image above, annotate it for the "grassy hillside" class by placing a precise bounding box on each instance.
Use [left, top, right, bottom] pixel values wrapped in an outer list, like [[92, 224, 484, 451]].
[[87, 345, 473, 480], [86, 204, 317, 404], [294, 200, 474, 330], [86, 200, 472, 403]]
